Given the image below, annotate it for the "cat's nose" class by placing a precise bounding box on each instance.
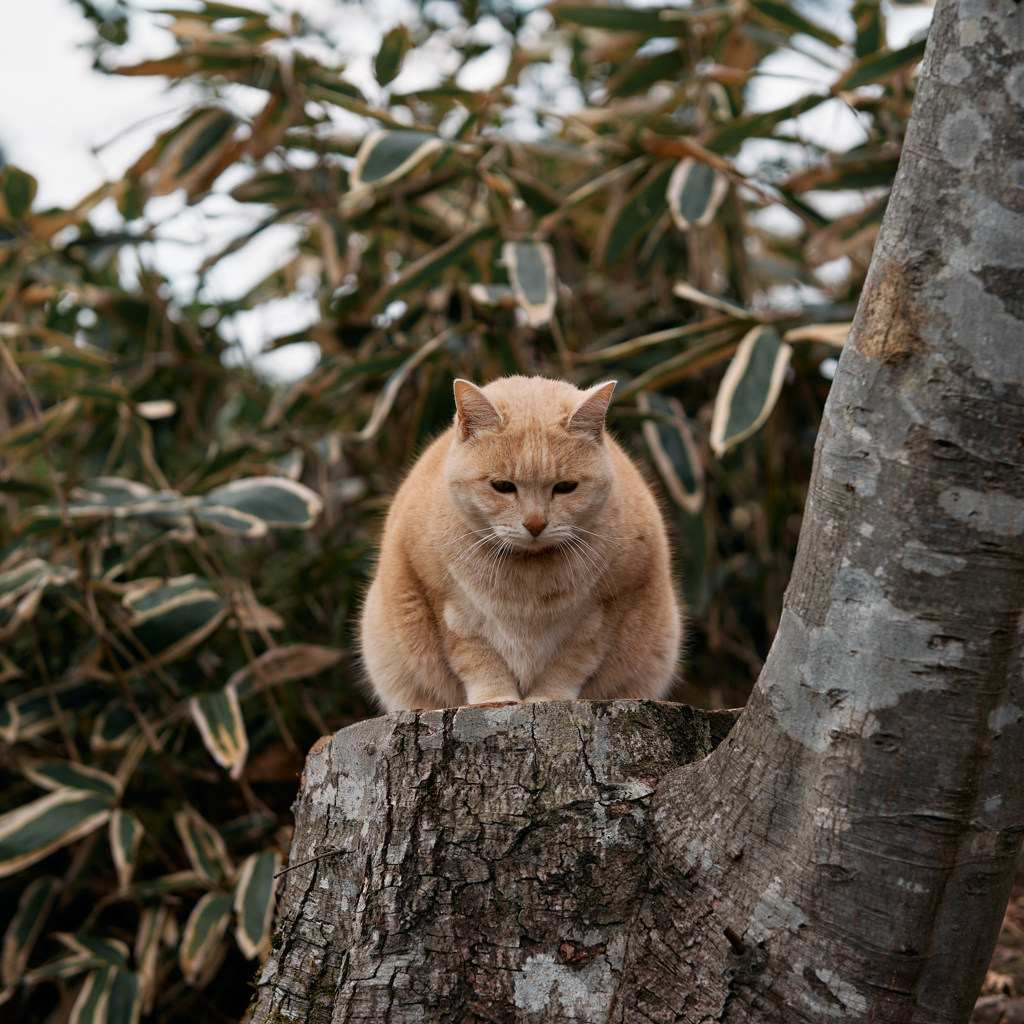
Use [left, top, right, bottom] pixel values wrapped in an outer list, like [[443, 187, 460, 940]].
[[523, 515, 547, 537]]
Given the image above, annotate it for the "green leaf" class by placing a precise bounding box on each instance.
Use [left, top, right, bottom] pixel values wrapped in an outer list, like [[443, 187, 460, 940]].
[[0, 166, 37, 220], [852, 0, 886, 57], [151, 108, 238, 196], [109, 810, 144, 892], [106, 968, 142, 1024], [502, 241, 557, 328], [748, 0, 842, 46], [603, 162, 674, 266], [375, 25, 410, 87], [549, 3, 689, 35], [174, 807, 233, 884], [190, 685, 248, 779], [0, 790, 113, 879], [91, 704, 139, 753], [227, 643, 345, 696], [706, 93, 827, 153], [22, 761, 120, 800], [1, 680, 105, 744], [123, 576, 227, 665], [351, 130, 444, 189], [179, 892, 232, 988], [667, 159, 729, 231], [126, 870, 205, 899], [839, 35, 928, 89], [201, 478, 324, 529], [233, 850, 280, 959], [369, 222, 496, 312], [1, 875, 60, 987], [69, 965, 114, 1024], [609, 48, 687, 97], [638, 393, 705, 515], [709, 324, 792, 456]]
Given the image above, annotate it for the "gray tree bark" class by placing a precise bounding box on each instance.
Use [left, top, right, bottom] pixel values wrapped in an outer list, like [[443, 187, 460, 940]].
[[251, 0, 1024, 1020]]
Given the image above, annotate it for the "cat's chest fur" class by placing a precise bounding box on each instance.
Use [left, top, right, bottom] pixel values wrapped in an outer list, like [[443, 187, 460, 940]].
[[443, 579, 598, 690]]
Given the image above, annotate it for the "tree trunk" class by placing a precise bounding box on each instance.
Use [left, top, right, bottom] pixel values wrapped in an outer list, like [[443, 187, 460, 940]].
[[251, 0, 1024, 1019]]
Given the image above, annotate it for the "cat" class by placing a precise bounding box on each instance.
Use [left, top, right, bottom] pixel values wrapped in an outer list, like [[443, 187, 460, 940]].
[[359, 375, 683, 711]]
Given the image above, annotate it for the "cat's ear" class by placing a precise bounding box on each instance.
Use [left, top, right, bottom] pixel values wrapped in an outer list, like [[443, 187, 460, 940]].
[[453, 379, 503, 440], [568, 381, 616, 441]]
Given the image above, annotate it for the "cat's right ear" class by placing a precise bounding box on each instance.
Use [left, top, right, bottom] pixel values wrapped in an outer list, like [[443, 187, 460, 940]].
[[453, 380, 503, 440]]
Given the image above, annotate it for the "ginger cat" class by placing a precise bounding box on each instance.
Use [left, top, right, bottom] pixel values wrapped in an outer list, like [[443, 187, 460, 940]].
[[360, 376, 682, 711]]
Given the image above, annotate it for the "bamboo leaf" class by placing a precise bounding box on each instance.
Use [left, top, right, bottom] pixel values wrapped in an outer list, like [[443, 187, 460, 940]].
[[150, 108, 240, 197], [109, 810, 144, 892], [0, 165, 37, 220], [174, 807, 233, 884], [200, 478, 324, 529], [1, 875, 60, 986], [666, 159, 729, 231], [123, 576, 227, 665], [368, 223, 497, 312], [190, 685, 249, 780], [179, 892, 232, 987], [673, 281, 755, 319], [106, 967, 142, 1024], [602, 162, 674, 266], [783, 323, 850, 347], [0, 790, 113, 879], [838, 35, 928, 90], [22, 761, 120, 800], [69, 965, 114, 1024], [709, 324, 792, 456], [350, 130, 444, 190], [748, 0, 842, 47], [375, 26, 410, 86], [91, 704, 139, 753], [26, 934, 129, 983], [126, 870, 205, 900], [233, 851, 280, 959], [227, 643, 344, 696], [503, 241, 557, 328], [134, 906, 168, 1016], [638, 393, 706, 515], [549, 3, 690, 35], [1, 680, 105, 743]]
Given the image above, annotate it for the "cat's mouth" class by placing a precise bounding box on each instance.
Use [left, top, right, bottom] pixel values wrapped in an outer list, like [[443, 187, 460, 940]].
[[514, 543, 558, 558]]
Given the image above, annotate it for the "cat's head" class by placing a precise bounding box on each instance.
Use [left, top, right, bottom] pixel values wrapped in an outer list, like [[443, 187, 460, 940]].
[[444, 376, 617, 554]]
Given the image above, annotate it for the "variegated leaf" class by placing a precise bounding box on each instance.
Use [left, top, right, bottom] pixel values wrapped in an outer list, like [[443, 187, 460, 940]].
[[502, 241, 557, 328], [200, 478, 324, 530], [0, 558, 50, 613], [468, 283, 516, 309], [783, 323, 851, 347], [190, 685, 248, 780], [179, 892, 232, 988], [91, 704, 139, 753], [350, 130, 443, 190], [127, 870, 205, 900], [710, 325, 793, 457], [109, 810, 144, 892], [673, 280, 755, 320], [174, 807, 233, 884], [0, 790, 113, 879], [22, 760, 120, 800], [69, 965, 113, 1024], [106, 967, 142, 1024], [1, 875, 60, 986], [667, 159, 729, 231], [1, 679, 104, 743], [233, 851, 280, 959], [638, 393, 706, 515], [150, 107, 240, 197], [123, 576, 227, 665], [134, 906, 168, 1016], [26, 933, 128, 983]]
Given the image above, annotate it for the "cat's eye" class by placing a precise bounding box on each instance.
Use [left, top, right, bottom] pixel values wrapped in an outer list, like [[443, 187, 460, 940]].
[[552, 481, 578, 494], [491, 480, 517, 494]]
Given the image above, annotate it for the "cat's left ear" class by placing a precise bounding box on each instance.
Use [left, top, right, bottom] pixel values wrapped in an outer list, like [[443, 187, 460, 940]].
[[568, 381, 617, 441]]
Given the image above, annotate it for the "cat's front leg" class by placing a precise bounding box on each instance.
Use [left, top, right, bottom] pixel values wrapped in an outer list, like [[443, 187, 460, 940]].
[[522, 608, 606, 703], [443, 601, 521, 705]]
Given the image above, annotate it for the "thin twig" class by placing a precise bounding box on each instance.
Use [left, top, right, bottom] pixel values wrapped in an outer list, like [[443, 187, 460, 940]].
[[274, 848, 348, 878]]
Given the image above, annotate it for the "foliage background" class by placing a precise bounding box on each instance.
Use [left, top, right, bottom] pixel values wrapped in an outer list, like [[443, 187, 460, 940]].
[[0, 0, 925, 1020]]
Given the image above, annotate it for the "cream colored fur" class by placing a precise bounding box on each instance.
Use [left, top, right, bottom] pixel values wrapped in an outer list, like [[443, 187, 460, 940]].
[[359, 375, 683, 711]]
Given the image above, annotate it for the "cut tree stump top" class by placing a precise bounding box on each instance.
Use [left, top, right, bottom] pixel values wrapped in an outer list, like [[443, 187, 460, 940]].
[[249, 700, 739, 1024]]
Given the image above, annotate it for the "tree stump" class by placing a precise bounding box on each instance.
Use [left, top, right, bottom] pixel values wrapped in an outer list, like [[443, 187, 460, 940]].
[[249, 700, 738, 1024]]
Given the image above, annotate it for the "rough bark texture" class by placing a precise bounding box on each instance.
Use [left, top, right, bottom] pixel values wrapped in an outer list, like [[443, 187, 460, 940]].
[[251, 701, 738, 1023], [252, 1, 1024, 1020]]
